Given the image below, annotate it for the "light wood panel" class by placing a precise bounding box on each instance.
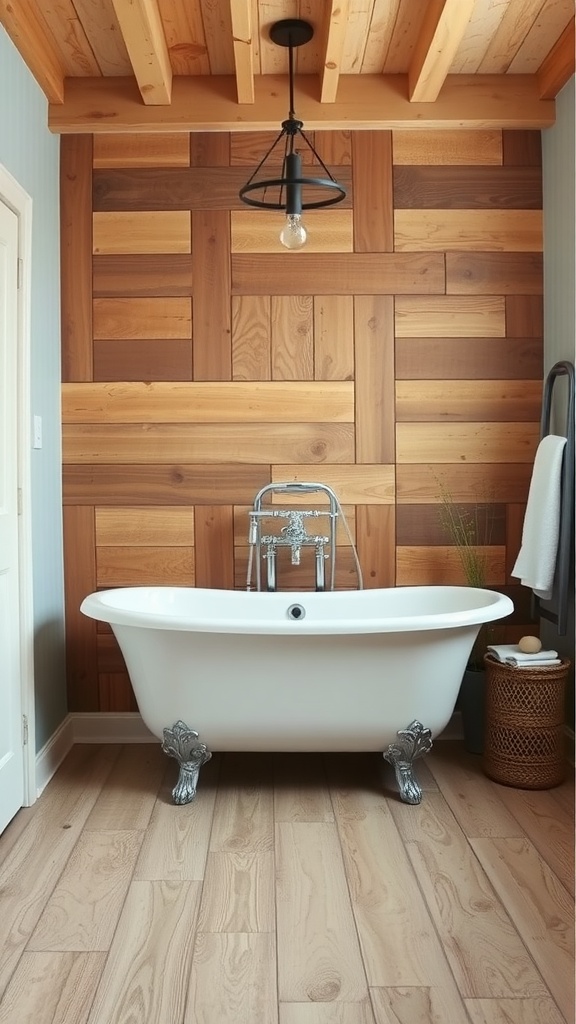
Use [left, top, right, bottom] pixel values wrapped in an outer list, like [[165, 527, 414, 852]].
[[396, 423, 540, 463], [271, 466, 395, 505], [93, 132, 191, 167], [354, 296, 395, 463], [352, 133, 393, 252], [192, 210, 231, 380], [64, 464, 271, 506], [232, 253, 445, 295], [395, 380, 542, 421], [95, 507, 194, 546], [93, 211, 191, 254], [0, 952, 106, 1024], [314, 296, 354, 381], [271, 296, 314, 381], [392, 129, 502, 164], [231, 211, 354, 253], [232, 295, 271, 380], [186, 933, 277, 1023], [93, 297, 192, 339], [96, 546, 194, 586], [396, 545, 506, 586], [394, 210, 543, 251], [394, 296, 506, 338]]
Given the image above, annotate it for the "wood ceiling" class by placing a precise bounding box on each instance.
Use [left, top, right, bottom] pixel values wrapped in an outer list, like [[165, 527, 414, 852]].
[[1, 0, 574, 133]]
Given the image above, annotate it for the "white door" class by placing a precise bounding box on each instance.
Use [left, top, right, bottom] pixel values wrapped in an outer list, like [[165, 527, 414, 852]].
[[0, 198, 23, 833]]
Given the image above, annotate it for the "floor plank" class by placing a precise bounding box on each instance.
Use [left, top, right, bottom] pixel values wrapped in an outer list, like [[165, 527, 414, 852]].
[[370, 986, 475, 1024], [471, 837, 574, 1022], [280, 1002, 376, 1023], [185, 932, 278, 1023], [426, 746, 526, 837], [197, 849, 275, 932], [276, 821, 368, 1003], [488, 784, 575, 895], [0, 952, 106, 1024], [209, 753, 274, 853], [464, 997, 566, 1024], [28, 830, 143, 951], [389, 793, 549, 999], [84, 745, 166, 830], [85, 880, 201, 1024], [274, 754, 335, 822]]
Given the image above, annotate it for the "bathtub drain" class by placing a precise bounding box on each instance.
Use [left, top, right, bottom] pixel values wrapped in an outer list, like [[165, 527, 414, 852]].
[[287, 603, 306, 620]]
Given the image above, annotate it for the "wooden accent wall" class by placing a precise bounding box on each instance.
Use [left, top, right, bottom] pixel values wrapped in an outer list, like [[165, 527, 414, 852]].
[[61, 128, 543, 712]]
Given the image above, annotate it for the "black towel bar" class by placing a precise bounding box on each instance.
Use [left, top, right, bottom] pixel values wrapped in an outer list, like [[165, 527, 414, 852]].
[[531, 360, 575, 635]]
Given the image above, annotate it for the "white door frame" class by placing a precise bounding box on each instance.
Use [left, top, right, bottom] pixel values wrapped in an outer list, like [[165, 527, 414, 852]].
[[0, 163, 36, 805]]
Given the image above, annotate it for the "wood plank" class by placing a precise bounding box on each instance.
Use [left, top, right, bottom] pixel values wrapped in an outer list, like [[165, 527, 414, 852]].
[[409, 0, 476, 101], [93, 254, 194, 298], [276, 822, 368, 1002], [271, 297, 313, 381], [93, 338, 193, 381], [135, 757, 220, 881], [63, 423, 355, 465], [93, 132, 191, 167], [50, 74, 555, 134], [273, 755, 335, 824], [96, 545, 194, 586], [64, 464, 271, 506], [232, 295, 271, 380], [85, 746, 166, 830], [185, 933, 277, 1023], [230, 0, 254, 103], [502, 130, 542, 166], [394, 210, 543, 252], [395, 380, 542, 421], [271, 466, 395, 505], [352, 133, 393, 251], [93, 211, 191, 254], [110, 0, 172, 105], [62, 382, 354, 423], [426, 746, 526, 838], [93, 297, 191, 340], [157, 0, 209, 76], [396, 545, 506, 586], [356, 506, 396, 589], [232, 252, 445, 295], [0, 952, 106, 1024], [95, 506, 194, 546], [85, 881, 201, 1024], [208, 752, 274, 852], [478, 0, 551, 74], [0, 0, 65, 102], [314, 131, 352, 166], [320, 0, 350, 102], [392, 129, 502, 165], [280, 1001, 375, 1023], [389, 794, 549, 999], [98, 672, 138, 713], [96, 634, 127, 675], [68, 0, 131, 75], [489, 786, 575, 896], [538, 17, 576, 99], [28, 831, 143, 951], [396, 464, 533, 504], [396, 504, 506, 546], [471, 838, 574, 1020], [505, 295, 543, 337], [354, 295, 395, 462], [446, 252, 543, 294], [63, 505, 99, 712], [314, 296, 354, 382], [371, 987, 473, 1024], [197, 850, 275, 931], [231, 210, 354, 253], [395, 296, 505, 338], [396, 422, 539, 464], [192, 210, 231, 380], [194, 506, 234, 589], [395, 338, 543, 380], [61, 135, 93, 382], [465, 997, 565, 1024], [393, 166, 542, 209]]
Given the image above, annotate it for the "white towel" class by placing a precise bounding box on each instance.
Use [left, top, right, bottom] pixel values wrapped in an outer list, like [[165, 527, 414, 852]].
[[488, 643, 559, 666], [511, 434, 567, 600]]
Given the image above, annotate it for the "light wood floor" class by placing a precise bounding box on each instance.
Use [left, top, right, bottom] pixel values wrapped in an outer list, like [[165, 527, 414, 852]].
[[0, 741, 573, 1024]]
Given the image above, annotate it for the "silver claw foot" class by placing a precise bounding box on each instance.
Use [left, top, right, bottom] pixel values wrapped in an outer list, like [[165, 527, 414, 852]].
[[161, 721, 212, 805], [383, 720, 433, 804]]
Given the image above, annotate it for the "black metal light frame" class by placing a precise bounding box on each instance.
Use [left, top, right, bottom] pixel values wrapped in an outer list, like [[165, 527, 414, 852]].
[[238, 19, 347, 213]]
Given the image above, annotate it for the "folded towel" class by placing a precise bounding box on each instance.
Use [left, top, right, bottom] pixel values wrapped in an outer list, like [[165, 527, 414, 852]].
[[512, 660, 561, 668], [511, 434, 567, 600], [488, 644, 559, 665]]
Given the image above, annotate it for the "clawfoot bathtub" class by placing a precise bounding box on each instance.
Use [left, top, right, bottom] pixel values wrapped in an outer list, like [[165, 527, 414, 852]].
[[81, 585, 513, 804]]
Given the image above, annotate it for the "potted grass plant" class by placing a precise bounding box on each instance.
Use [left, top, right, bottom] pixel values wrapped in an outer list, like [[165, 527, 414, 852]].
[[437, 484, 497, 753]]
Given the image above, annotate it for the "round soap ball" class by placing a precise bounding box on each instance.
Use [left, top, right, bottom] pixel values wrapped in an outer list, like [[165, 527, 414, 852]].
[[518, 635, 542, 654]]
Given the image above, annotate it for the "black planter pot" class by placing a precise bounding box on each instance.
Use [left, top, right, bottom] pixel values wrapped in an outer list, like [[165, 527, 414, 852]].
[[459, 668, 485, 754]]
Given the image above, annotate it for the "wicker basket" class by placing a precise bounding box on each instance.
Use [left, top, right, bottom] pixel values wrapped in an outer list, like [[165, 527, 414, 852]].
[[483, 652, 570, 789]]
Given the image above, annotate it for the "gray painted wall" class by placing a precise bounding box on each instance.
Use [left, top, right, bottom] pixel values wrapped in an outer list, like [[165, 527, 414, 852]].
[[541, 76, 575, 710], [0, 27, 67, 750]]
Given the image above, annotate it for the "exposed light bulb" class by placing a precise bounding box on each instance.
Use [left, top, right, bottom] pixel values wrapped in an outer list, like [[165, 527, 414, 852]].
[[279, 213, 307, 250]]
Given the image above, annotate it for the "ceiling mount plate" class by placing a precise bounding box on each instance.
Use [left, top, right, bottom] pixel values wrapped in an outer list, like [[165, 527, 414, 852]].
[[269, 19, 314, 49]]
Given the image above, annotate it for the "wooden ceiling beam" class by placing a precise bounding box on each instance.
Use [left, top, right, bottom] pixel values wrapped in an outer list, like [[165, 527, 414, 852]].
[[48, 74, 554, 133], [230, 0, 254, 104], [110, 0, 172, 105], [320, 0, 350, 103], [409, 0, 475, 102], [0, 0, 64, 103], [537, 18, 575, 100]]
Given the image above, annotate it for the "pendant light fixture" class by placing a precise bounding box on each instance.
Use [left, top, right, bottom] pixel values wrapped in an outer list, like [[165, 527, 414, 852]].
[[238, 19, 347, 250]]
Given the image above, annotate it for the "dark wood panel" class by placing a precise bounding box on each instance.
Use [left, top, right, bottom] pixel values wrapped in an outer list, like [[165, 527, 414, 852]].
[[502, 130, 542, 166], [194, 506, 234, 588], [396, 504, 506, 546], [61, 135, 93, 382], [446, 252, 543, 295], [93, 339, 193, 381], [63, 464, 271, 505], [393, 166, 542, 209], [97, 634, 127, 674], [505, 295, 544, 337], [192, 210, 231, 380], [352, 132, 393, 252], [354, 296, 395, 462], [395, 337, 543, 380], [356, 505, 395, 587], [63, 506, 99, 711], [190, 132, 230, 167], [93, 167, 353, 211], [232, 252, 445, 295], [93, 254, 193, 297], [98, 672, 138, 712]]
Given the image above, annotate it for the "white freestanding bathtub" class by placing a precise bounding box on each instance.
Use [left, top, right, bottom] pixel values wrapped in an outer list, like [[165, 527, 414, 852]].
[[81, 585, 513, 804]]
